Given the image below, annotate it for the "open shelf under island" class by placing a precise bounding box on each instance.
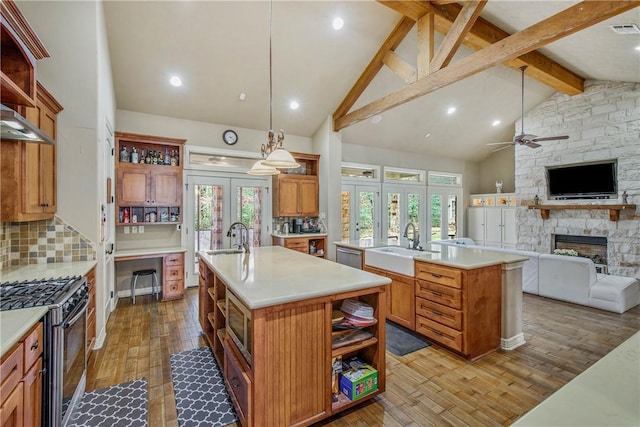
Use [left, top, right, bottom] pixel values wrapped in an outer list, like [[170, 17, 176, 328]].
[[197, 246, 391, 427]]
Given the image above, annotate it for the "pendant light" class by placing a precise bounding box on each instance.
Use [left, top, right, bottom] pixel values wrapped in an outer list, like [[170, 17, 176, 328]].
[[248, 0, 299, 175]]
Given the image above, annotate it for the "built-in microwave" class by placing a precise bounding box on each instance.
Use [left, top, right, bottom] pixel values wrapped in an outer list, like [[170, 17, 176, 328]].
[[226, 291, 252, 365]]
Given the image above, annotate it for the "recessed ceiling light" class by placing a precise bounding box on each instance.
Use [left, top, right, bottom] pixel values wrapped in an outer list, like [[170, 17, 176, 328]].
[[424, 133, 431, 139], [239, 93, 246, 101], [492, 120, 501, 127], [636, 46, 640, 51], [447, 106, 456, 115], [289, 100, 299, 110], [169, 75, 182, 87], [333, 17, 344, 30], [370, 115, 382, 124]]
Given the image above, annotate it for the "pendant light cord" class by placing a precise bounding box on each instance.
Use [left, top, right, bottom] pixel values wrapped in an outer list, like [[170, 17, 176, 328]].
[[269, 0, 273, 132]]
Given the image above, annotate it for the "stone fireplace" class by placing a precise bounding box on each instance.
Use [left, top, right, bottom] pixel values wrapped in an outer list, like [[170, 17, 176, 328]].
[[514, 80, 640, 281], [554, 235, 607, 272]]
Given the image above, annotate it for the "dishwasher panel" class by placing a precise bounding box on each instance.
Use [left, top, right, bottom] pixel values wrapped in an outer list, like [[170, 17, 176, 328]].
[[336, 247, 363, 270]]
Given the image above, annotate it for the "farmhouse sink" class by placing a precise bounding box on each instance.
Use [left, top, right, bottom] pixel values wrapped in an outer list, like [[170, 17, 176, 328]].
[[365, 246, 437, 276], [206, 248, 244, 256]]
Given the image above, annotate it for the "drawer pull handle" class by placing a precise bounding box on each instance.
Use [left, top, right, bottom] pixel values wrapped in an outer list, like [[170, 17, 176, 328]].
[[230, 377, 240, 388], [432, 291, 442, 297], [431, 328, 443, 336], [431, 310, 442, 316], [431, 273, 442, 278], [31, 341, 39, 351]]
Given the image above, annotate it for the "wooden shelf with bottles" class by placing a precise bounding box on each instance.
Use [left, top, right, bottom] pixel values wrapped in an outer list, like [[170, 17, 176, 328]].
[[115, 132, 186, 226]]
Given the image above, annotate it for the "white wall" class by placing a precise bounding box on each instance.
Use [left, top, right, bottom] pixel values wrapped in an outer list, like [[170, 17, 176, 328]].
[[478, 148, 516, 194]]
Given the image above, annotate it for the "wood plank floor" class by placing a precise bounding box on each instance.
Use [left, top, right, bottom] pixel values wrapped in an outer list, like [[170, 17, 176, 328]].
[[86, 288, 640, 426]]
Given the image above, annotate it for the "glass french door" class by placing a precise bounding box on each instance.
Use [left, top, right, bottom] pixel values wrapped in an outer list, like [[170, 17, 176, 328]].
[[382, 185, 425, 247], [185, 175, 270, 286], [341, 184, 380, 244], [428, 187, 462, 241]]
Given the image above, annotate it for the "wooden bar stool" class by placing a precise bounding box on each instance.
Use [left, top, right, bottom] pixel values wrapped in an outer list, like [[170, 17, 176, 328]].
[[130, 269, 159, 304]]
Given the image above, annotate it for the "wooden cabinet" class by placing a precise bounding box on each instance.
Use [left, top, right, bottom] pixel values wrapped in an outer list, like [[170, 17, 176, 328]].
[[414, 261, 501, 360], [162, 252, 184, 300], [271, 235, 327, 258], [1, 0, 50, 108], [1, 82, 62, 222], [86, 267, 97, 361], [272, 152, 320, 217], [0, 322, 44, 427], [115, 132, 185, 226], [364, 265, 415, 329], [198, 260, 386, 426]]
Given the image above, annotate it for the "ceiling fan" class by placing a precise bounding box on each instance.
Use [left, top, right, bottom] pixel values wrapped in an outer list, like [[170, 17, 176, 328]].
[[487, 66, 569, 152]]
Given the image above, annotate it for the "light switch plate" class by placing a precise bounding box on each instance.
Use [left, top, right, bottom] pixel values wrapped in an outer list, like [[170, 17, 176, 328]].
[[132, 226, 138, 234], [124, 226, 130, 234], [138, 226, 144, 233]]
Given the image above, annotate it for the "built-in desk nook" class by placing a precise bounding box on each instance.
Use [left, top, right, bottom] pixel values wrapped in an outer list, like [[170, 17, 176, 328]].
[[115, 247, 186, 301]]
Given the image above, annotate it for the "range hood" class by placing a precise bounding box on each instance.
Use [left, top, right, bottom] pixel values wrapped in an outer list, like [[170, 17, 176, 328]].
[[1, 103, 55, 145]]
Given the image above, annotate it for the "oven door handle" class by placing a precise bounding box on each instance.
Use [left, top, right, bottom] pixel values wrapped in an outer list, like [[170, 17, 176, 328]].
[[62, 295, 90, 329]]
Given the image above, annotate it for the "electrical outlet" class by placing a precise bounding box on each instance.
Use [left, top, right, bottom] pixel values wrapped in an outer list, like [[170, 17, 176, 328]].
[[138, 226, 144, 233], [176, 224, 182, 231], [132, 226, 137, 233], [124, 226, 130, 234]]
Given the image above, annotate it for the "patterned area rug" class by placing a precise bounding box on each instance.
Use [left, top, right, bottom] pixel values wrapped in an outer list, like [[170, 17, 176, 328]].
[[69, 378, 147, 427], [170, 347, 238, 426]]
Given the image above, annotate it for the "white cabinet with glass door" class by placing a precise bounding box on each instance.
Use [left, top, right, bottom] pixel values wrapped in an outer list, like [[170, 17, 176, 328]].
[[382, 185, 426, 248], [341, 184, 380, 244], [185, 175, 271, 286]]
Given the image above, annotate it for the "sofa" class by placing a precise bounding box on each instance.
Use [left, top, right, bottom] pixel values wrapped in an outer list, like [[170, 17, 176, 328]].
[[431, 238, 640, 314]]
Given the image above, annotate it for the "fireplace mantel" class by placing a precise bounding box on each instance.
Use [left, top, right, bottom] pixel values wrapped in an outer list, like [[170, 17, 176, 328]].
[[528, 204, 637, 221]]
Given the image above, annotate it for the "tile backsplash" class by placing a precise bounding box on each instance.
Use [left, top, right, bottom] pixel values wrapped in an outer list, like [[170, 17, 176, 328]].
[[0, 216, 96, 270]]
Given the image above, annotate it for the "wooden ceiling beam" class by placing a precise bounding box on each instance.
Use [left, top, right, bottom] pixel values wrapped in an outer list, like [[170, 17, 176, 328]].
[[378, 0, 585, 95], [429, 0, 487, 73], [334, 1, 639, 131], [332, 16, 415, 121], [383, 51, 417, 84], [417, 13, 435, 79]]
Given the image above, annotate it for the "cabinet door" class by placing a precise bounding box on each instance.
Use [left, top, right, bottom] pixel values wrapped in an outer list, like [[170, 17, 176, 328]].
[[151, 168, 181, 205], [22, 143, 47, 214], [502, 208, 517, 247], [0, 382, 24, 427], [387, 272, 415, 330], [277, 178, 299, 216], [117, 166, 150, 205], [484, 208, 503, 247], [466, 208, 485, 245], [23, 358, 43, 427], [298, 178, 319, 216]]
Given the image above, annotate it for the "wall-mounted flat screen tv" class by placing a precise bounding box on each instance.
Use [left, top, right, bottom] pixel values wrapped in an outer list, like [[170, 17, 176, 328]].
[[546, 160, 617, 200]]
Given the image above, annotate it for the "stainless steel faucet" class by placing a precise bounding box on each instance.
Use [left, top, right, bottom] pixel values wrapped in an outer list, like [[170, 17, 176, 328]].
[[226, 222, 250, 253], [402, 222, 421, 250]]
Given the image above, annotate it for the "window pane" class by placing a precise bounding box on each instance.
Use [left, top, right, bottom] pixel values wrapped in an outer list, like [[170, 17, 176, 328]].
[[387, 193, 400, 241], [236, 186, 262, 248], [448, 195, 458, 239], [408, 193, 420, 237], [359, 191, 375, 239], [431, 195, 442, 240], [194, 184, 224, 254], [341, 190, 350, 240]]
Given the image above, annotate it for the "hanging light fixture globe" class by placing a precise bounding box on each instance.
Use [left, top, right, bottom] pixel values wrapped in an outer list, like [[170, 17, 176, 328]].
[[248, 0, 299, 175]]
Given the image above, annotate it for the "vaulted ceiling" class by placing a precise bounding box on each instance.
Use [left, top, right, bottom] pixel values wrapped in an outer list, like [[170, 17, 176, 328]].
[[102, 1, 640, 162]]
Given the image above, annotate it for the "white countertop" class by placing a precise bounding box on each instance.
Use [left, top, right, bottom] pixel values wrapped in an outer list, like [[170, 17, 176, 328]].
[[0, 260, 97, 283], [513, 331, 640, 426], [197, 246, 390, 309], [0, 307, 48, 358], [272, 232, 327, 239], [115, 246, 186, 259], [413, 243, 528, 269]]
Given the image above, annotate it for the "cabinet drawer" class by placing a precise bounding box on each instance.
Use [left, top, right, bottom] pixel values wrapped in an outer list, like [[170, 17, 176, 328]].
[[165, 265, 184, 281], [165, 253, 184, 266], [416, 297, 462, 331], [23, 323, 43, 371], [163, 280, 184, 299], [416, 316, 463, 353], [0, 344, 23, 398], [223, 340, 251, 424], [415, 263, 462, 289], [416, 280, 462, 309]]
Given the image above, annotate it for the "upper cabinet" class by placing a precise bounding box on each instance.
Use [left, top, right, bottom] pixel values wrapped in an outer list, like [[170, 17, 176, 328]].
[[115, 132, 186, 226], [272, 152, 320, 217], [1, 0, 50, 107], [1, 82, 63, 222]]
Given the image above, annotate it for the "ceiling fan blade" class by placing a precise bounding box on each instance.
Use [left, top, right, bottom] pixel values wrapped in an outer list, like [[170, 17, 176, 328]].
[[486, 141, 513, 146], [531, 135, 569, 142], [492, 144, 514, 153], [523, 141, 541, 149]]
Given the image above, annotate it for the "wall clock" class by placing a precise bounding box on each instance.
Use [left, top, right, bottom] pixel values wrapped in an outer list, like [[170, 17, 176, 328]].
[[222, 129, 238, 145]]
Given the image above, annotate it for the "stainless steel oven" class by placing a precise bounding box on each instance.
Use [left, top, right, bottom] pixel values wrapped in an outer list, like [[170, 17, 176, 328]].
[[0, 275, 89, 427]]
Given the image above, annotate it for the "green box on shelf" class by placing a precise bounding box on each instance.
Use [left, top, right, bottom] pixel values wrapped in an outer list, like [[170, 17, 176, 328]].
[[339, 363, 378, 401]]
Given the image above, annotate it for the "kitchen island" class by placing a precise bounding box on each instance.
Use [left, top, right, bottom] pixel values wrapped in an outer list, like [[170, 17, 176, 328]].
[[197, 246, 390, 427]]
